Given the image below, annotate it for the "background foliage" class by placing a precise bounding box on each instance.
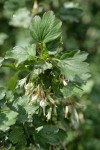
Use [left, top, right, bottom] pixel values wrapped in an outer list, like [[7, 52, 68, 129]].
[[0, 0, 100, 150]]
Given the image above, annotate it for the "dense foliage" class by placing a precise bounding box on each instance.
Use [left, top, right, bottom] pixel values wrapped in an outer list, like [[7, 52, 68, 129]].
[[0, 0, 100, 150]]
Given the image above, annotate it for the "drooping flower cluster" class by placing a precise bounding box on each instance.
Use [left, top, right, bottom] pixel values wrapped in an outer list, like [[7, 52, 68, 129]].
[[17, 76, 74, 121], [17, 78, 57, 120]]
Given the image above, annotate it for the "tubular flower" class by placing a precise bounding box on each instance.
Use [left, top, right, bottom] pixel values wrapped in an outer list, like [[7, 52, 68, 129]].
[[63, 79, 68, 86], [46, 107, 52, 121], [40, 100, 47, 116], [31, 94, 38, 103], [25, 82, 33, 90], [32, 0, 38, 14], [47, 95, 56, 106], [29, 94, 38, 105], [24, 82, 33, 95], [65, 106, 69, 118]]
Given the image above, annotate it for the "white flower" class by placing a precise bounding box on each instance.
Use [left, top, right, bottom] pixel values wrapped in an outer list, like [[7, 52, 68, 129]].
[[33, 0, 38, 9], [18, 78, 27, 88], [73, 109, 79, 123], [47, 95, 56, 105], [24, 82, 33, 96], [65, 106, 69, 118], [31, 94, 38, 103], [71, 109, 79, 128], [63, 79, 68, 86], [24, 82, 33, 90], [46, 107, 52, 121], [40, 100, 47, 107], [29, 94, 38, 105], [40, 100, 47, 116]]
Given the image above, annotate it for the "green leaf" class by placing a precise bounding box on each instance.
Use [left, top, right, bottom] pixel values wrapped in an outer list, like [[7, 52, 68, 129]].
[[32, 61, 52, 78], [0, 107, 18, 132], [10, 8, 31, 28], [0, 57, 4, 67], [5, 44, 36, 66], [58, 51, 90, 81], [13, 96, 38, 122], [0, 33, 8, 45], [9, 127, 27, 145], [13, 96, 29, 110], [8, 73, 18, 91], [6, 90, 14, 102], [26, 44, 36, 58], [36, 125, 61, 145], [47, 38, 61, 55], [0, 87, 6, 100], [59, 2, 83, 22], [30, 11, 62, 43], [61, 83, 83, 98]]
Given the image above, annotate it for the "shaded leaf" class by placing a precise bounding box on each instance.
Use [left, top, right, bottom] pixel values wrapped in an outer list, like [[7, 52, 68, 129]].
[[36, 125, 59, 145], [32, 61, 52, 78], [47, 38, 61, 55], [8, 73, 18, 91], [60, 2, 83, 22], [9, 127, 26, 145], [0, 33, 8, 45]]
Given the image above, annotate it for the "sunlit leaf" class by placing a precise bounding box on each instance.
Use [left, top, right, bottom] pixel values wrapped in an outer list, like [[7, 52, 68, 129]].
[[0, 107, 18, 132], [0, 57, 4, 67], [58, 51, 90, 81], [10, 8, 31, 28], [30, 11, 62, 43], [0, 87, 6, 100], [5, 44, 36, 66], [8, 73, 18, 91]]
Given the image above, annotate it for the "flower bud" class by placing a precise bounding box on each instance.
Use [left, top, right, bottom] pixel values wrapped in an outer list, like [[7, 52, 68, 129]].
[[24, 82, 33, 95], [25, 82, 33, 91], [65, 106, 69, 118], [33, 0, 38, 9], [32, 0, 38, 14], [40, 100, 47, 108], [48, 95, 56, 105], [63, 79, 67, 86], [29, 94, 38, 105], [46, 107, 52, 121], [31, 94, 38, 103]]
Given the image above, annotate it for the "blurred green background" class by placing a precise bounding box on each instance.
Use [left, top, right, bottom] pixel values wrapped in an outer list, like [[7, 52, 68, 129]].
[[0, 0, 100, 149]]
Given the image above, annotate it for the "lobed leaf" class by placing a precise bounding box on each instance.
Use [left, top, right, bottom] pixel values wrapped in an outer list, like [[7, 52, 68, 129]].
[[5, 44, 36, 66], [9, 8, 31, 28], [0, 107, 18, 132], [36, 125, 65, 145], [30, 11, 62, 43], [58, 51, 90, 81], [9, 127, 26, 145]]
